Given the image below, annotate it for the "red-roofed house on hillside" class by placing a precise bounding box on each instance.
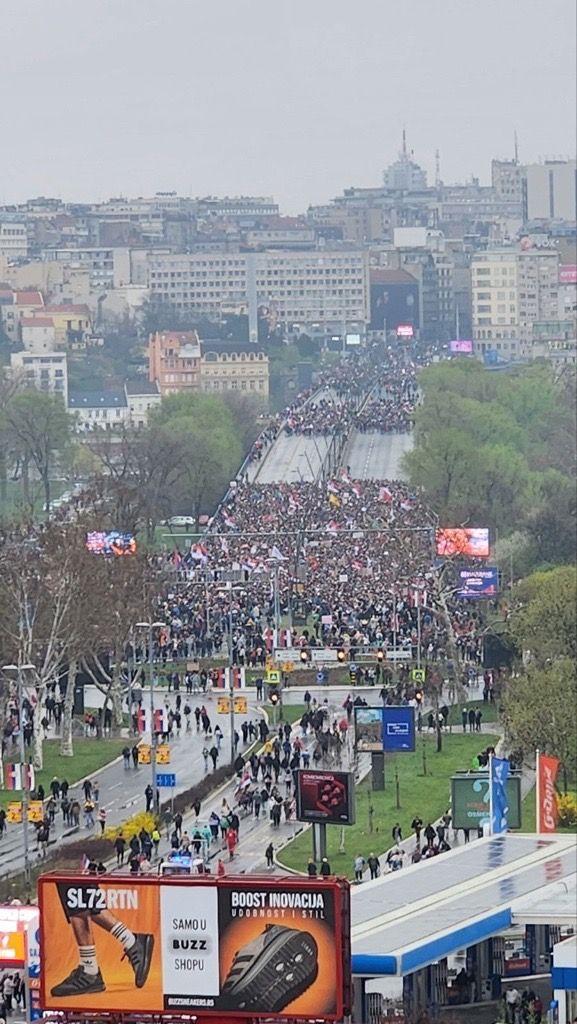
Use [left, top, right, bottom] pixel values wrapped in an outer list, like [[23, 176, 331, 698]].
[[21, 316, 56, 353], [0, 289, 44, 342]]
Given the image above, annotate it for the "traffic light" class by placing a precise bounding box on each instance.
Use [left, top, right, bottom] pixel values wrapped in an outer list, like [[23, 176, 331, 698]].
[[415, 689, 423, 705], [377, 650, 384, 663], [268, 685, 280, 706], [300, 648, 310, 664], [337, 648, 346, 663]]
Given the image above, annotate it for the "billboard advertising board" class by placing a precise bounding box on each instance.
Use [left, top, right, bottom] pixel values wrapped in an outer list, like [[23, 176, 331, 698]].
[[39, 875, 350, 1020], [296, 770, 355, 826], [383, 706, 416, 752], [449, 339, 473, 353], [436, 527, 490, 558], [451, 775, 521, 830], [354, 706, 384, 752], [85, 531, 137, 556], [458, 566, 499, 598]]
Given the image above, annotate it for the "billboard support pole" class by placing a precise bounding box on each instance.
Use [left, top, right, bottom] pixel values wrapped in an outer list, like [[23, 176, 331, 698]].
[[312, 822, 327, 862], [416, 604, 422, 670]]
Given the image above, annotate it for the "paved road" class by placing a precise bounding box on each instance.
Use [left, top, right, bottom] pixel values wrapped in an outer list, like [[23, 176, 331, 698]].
[[254, 432, 332, 483], [0, 696, 263, 878], [253, 387, 341, 484], [345, 430, 414, 480]]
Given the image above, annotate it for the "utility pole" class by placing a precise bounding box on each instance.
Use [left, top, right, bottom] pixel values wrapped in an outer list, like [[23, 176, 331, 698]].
[[2, 663, 34, 895], [228, 583, 236, 768], [136, 622, 164, 814]]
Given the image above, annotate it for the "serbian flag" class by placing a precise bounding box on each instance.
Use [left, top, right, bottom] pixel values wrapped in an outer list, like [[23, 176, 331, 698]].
[[351, 482, 362, 497], [153, 709, 165, 734], [214, 667, 245, 689], [136, 708, 148, 734], [537, 752, 560, 833], [379, 486, 393, 503], [4, 764, 35, 791], [411, 588, 428, 607]]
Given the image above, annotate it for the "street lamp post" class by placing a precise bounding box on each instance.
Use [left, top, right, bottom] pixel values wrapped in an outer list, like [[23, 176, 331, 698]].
[[135, 622, 164, 815], [2, 663, 34, 894]]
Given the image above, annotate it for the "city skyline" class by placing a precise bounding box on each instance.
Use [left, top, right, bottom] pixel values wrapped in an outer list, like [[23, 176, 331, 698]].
[[1, 0, 575, 213]]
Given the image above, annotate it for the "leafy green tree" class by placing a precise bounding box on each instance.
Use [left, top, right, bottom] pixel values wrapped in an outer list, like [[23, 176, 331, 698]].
[[509, 566, 577, 665], [4, 390, 71, 517], [502, 658, 577, 781]]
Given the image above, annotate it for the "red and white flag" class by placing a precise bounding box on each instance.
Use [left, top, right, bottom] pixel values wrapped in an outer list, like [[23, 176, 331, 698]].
[[537, 752, 560, 833], [136, 708, 148, 734], [411, 588, 428, 607], [379, 486, 393, 503], [4, 763, 35, 791]]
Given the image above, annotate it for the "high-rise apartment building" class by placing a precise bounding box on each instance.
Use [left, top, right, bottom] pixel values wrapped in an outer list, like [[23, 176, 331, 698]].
[[147, 249, 370, 331], [472, 246, 561, 360], [524, 160, 577, 221]]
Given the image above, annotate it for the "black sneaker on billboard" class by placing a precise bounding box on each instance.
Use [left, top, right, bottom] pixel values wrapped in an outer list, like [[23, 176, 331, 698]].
[[123, 933, 154, 988], [50, 966, 105, 997], [220, 924, 318, 1012]]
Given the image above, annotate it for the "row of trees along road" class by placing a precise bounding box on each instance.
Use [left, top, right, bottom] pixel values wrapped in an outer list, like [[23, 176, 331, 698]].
[[404, 361, 576, 570], [0, 519, 154, 769]]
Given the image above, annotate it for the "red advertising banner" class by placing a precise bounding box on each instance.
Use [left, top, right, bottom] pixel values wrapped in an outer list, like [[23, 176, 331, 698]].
[[559, 265, 577, 284], [538, 753, 560, 833]]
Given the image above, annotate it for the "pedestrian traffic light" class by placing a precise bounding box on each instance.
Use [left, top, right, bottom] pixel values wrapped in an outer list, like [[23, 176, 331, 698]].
[[300, 649, 310, 664], [377, 650, 384, 663], [415, 689, 423, 705], [337, 648, 346, 663], [268, 685, 280, 706]]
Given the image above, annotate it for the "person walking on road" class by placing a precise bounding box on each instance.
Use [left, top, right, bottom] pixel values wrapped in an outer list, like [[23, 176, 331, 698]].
[[411, 816, 423, 843], [131, 744, 139, 768], [367, 853, 380, 880], [122, 746, 131, 769], [114, 833, 126, 866], [461, 707, 468, 733], [144, 784, 153, 813], [209, 745, 219, 770], [392, 822, 402, 844], [353, 854, 365, 881], [98, 808, 106, 835], [265, 842, 274, 868]]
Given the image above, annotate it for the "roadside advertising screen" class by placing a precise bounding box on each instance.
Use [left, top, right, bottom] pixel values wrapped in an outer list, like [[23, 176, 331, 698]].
[[436, 527, 490, 558], [39, 875, 350, 1021], [449, 339, 473, 353], [458, 566, 499, 598], [85, 531, 137, 556], [382, 706, 416, 752], [296, 769, 356, 825], [451, 775, 521, 830], [354, 706, 384, 751]]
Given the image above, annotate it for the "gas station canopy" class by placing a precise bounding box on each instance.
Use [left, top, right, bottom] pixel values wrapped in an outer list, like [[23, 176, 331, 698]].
[[351, 833, 577, 977]]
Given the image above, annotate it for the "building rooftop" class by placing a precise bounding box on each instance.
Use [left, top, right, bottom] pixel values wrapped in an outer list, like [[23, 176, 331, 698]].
[[370, 268, 419, 285], [124, 380, 160, 396], [201, 339, 266, 355], [44, 303, 91, 315], [20, 317, 54, 327], [68, 389, 127, 409], [15, 290, 44, 306]]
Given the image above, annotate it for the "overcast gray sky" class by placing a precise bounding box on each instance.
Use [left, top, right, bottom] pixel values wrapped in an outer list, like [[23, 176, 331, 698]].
[[1, 0, 575, 213]]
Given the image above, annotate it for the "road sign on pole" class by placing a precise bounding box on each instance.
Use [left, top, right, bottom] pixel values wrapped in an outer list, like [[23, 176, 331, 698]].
[[233, 696, 248, 713], [217, 697, 231, 714], [156, 773, 176, 788]]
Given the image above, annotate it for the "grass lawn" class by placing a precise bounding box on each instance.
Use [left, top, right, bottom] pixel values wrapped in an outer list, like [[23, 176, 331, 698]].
[[277, 732, 500, 877], [1, 738, 127, 808], [521, 785, 577, 834], [447, 699, 501, 726]]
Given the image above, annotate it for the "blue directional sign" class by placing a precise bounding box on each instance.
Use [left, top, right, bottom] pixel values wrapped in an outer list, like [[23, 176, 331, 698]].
[[156, 772, 176, 788], [382, 706, 415, 752]]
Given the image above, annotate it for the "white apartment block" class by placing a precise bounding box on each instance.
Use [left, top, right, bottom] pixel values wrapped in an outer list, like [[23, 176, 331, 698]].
[[524, 160, 577, 221], [147, 249, 370, 328], [472, 247, 561, 360], [11, 351, 68, 405], [0, 221, 28, 259], [39, 246, 131, 289], [472, 250, 519, 359]]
